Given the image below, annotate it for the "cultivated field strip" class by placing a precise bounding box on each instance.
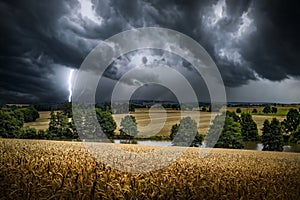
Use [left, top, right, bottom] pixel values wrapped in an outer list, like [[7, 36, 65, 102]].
[[1, 139, 300, 199]]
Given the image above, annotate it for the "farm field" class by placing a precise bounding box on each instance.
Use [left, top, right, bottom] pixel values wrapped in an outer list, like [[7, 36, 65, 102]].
[[25, 107, 299, 136], [24, 111, 52, 130], [113, 109, 216, 136], [1, 139, 300, 199]]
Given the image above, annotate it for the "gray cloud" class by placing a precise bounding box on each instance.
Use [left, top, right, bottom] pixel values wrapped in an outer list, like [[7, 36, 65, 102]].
[[0, 0, 299, 103]]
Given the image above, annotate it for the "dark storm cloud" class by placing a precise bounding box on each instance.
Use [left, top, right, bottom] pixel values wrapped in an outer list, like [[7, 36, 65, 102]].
[[242, 0, 300, 80], [0, 0, 299, 103]]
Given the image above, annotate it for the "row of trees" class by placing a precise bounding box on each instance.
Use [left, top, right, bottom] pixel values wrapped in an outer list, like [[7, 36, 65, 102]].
[[0, 107, 40, 138], [169, 111, 259, 149], [1, 103, 300, 152], [169, 109, 295, 151], [236, 105, 278, 114], [209, 108, 300, 151]]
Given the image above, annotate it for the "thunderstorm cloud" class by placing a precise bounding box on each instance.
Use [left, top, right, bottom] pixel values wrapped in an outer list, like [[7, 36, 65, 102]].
[[0, 0, 299, 103]]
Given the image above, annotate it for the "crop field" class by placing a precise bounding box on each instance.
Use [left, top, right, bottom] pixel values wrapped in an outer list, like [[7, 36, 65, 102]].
[[25, 107, 295, 136], [24, 111, 52, 130], [113, 109, 217, 136], [1, 139, 300, 199], [114, 109, 287, 136]]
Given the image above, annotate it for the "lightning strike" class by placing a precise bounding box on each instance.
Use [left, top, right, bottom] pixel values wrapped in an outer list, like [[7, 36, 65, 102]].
[[68, 69, 74, 102]]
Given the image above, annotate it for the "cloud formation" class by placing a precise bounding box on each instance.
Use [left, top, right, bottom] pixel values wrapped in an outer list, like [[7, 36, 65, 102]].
[[0, 0, 299, 103]]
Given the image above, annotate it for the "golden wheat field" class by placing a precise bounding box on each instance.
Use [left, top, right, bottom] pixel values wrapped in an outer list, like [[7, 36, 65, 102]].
[[1, 139, 300, 199]]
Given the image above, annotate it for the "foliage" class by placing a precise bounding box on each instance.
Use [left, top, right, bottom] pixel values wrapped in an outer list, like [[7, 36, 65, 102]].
[[16, 107, 39, 122], [271, 107, 278, 114], [171, 117, 203, 147], [201, 106, 207, 112], [12, 109, 24, 127], [236, 108, 242, 113], [226, 111, 240, 122], [48, 111, 77, 139], [262, 105, 271, 114], [240, 113, 258, 141], [289, 124, 300, 144], [208, 106, 212, 112], [120, 115, 138, 138], [206, 115, 244, 149], [129, 104, 135, 112], [191, 134, 204, 147], [170, 124, 179, 141], [96, 109, 117, 138], [0, 110, 23, 138], [18, 128, 38, 139], [61, 102, 72, 117], [104, 102, 112, 112], [281, 108, 300, 136], [262, 118, 284, 151], [252, 108, 258, 113], [48, 111, 69, 138]]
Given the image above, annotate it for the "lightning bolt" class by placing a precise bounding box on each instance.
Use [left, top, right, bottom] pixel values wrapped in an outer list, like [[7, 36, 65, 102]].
[[68, 69, 74, 102]]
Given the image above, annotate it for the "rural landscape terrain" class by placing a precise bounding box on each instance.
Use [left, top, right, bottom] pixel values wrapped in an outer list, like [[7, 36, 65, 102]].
[[1, 103, 300, 199], [1, 0, 300, 199]]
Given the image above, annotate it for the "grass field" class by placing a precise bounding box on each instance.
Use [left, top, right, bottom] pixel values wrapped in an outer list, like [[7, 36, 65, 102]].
[[1, 139, 300, 199]]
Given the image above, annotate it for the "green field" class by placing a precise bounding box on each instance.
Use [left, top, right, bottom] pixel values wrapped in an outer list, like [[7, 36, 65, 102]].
[[227, 105, 300, 116]]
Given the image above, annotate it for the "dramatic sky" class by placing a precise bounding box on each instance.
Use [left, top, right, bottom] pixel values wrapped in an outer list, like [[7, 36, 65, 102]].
[[0, 0, 299, 103]]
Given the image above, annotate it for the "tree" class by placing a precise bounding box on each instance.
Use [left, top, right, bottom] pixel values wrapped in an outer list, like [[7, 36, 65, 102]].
[[37, 130, 49, 139], [236, 108, 242, 113], [289, 124, 300, 144], [96, 109, 117, 138], [191, 134, 204, 147], [252, 108, 258, 113], [206, 115, 244, 149], [281, 109, 300, 136], [240, 113, 258, 141], [226, 111, 240, 122], [0, 110, 23, 138], [271, 107, 278, 114], [67, 118, 79, 139], [171, 117, 203, 147], [120, 115, 138, 138], [16, 107, 39, 122], [170, 124, 179, 140], [104, 102, 111, 112], [61, 102, 72, 117], [208, 106, 212, 112], [12, 109, 24, 127], [262, 118, 284, 151], [18, 128, 38, 139], [48, 111, 69, 139], [129, 104, 135, 112], [262, 105, 271, 114]]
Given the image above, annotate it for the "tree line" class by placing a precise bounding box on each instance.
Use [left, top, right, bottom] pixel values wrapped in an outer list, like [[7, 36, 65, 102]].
[[170, 108, 300, 151], [1, 103, 300, 152]]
